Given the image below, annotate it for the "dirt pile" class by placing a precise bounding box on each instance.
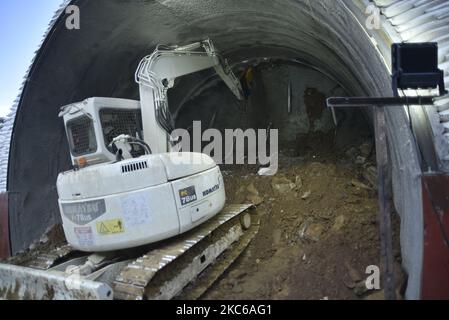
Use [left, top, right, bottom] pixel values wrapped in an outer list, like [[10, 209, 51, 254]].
[[5, 224, 67, 266], [205, 140, 402, 300]]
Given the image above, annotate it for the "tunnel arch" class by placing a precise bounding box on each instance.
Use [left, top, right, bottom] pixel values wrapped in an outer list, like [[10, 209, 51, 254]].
[[1, 0, 448, 299]]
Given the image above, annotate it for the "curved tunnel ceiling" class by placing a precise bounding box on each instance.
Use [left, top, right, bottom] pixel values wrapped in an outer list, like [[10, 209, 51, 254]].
[[0, 0, 448, 299]]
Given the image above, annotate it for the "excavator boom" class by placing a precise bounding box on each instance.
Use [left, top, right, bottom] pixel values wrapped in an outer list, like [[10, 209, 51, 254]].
[[136, 39, 244, 154]]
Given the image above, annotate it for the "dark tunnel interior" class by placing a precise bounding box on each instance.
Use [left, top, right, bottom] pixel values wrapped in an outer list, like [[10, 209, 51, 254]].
[[3, 0, 434, 301]]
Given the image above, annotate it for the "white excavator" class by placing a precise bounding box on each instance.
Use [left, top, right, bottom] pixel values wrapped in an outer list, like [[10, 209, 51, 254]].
[[0, 39, 258, 300]]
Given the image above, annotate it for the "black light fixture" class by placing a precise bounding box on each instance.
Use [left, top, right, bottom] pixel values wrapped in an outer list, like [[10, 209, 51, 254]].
[[392, 42, 447, 96]]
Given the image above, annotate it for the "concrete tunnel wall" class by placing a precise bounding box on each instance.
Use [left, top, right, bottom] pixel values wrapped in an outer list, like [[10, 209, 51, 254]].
[[0, 0, 437, 299]]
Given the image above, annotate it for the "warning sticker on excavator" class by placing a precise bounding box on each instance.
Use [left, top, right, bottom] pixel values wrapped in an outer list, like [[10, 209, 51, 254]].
[[96, 219, 125, 235]]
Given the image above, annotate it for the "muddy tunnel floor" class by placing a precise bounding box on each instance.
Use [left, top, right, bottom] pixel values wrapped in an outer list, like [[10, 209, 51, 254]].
[[3, 133, 404, 300], [203, 134, 403, 300]]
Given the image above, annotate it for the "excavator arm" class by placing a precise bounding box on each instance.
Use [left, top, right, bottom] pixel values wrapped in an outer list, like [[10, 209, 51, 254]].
[[135, 39, 244, 154], [136, 39, 244, 100]]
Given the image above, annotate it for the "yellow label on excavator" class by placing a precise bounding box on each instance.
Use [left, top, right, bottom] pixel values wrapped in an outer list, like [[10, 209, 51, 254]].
[[96, 219, 125, 235]]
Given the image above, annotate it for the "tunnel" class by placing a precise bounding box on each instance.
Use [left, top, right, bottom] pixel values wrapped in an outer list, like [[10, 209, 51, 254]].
[[1, 0, 449, 300]]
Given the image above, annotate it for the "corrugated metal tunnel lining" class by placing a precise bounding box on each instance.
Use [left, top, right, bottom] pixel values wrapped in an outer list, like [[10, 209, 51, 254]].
[[1, 0, 448, 299]]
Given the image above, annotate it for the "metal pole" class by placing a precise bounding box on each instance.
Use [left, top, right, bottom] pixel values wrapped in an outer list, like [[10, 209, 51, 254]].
[[373, 106, 396, 300], [327, 97, 435, 107]]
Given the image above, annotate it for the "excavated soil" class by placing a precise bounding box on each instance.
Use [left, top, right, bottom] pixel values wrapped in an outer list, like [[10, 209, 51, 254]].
[[203, 134, 403, 300], [4, 224, 67, 267]]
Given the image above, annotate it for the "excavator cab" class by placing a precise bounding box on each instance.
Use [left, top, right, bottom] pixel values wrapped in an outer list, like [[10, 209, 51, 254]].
[[59, 97, 144, 167]]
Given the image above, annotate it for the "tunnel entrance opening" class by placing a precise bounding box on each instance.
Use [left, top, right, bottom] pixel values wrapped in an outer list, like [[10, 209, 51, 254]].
[[3, 0, 429, 300]]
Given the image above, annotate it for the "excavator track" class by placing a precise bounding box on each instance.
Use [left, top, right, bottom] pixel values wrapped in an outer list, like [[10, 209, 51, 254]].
[[26, 245, 78, 270], [177, 218, 260, 300], [113, 204, 258, 300]]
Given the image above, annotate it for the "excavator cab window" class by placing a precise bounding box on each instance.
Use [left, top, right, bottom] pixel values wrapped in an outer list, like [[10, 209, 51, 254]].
[[66, 115, 97, 157], [99, 108, 145, 158]]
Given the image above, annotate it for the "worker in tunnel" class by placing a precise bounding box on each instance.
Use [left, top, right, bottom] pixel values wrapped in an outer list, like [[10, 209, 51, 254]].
[[241, 66, 255, 99]]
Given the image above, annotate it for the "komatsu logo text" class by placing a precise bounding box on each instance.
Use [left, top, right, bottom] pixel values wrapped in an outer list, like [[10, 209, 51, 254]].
[[203, 184, 220, 197]]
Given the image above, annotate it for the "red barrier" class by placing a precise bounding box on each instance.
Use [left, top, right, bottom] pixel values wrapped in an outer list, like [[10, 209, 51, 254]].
[[421, 174, 449, 299], [0, 192, 10, 259]]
